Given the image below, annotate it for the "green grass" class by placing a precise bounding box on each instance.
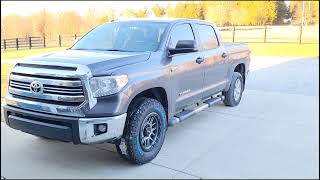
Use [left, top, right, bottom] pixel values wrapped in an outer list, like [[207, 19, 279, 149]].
[[247, 43, 319, 57], [1, 47, 67, 60]]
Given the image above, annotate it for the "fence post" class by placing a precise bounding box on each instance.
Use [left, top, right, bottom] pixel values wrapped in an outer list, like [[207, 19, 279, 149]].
[[299, 25, 303, 44], [16, 38, 19, 50], [59, 35, 61, 47], [3, 39, 6, 50], [43, 36, 46, 48], [74, 34, 77, 40], [29, 37, 32, 49], [264, 25, 267, 43], [232, 26, 236, 42]]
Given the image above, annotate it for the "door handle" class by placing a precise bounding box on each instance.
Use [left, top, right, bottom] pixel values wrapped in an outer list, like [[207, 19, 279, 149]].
[[196, 57, 205, 64], [221, 52, 228, 58]]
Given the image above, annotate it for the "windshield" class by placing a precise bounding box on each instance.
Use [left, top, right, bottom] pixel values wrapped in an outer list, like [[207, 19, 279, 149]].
[[71, 21, 169, 52]]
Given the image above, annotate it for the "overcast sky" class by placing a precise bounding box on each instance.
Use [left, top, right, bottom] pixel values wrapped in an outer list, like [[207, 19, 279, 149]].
[[1, 1, 180, 17]]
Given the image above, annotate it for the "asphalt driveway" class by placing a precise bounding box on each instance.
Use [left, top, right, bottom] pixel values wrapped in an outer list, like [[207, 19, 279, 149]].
[[1, 56, 319, 179]]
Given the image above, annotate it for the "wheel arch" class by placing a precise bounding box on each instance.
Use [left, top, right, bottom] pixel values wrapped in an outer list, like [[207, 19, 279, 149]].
[[224, 61, 247, 91], [125, 86, 169, 120]]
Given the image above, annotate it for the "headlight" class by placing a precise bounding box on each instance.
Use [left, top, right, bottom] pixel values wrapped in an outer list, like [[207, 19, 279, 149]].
[[89, 75, 128, 97]]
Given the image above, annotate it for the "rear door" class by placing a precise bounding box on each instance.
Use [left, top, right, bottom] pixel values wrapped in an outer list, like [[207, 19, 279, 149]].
[[194, 24, 229, 99], [167, 23, 205, 112]]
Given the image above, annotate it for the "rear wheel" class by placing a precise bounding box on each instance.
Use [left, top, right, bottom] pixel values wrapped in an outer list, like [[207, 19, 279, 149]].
[[115, 98, 167, 164], [223, 72, 243, 107]]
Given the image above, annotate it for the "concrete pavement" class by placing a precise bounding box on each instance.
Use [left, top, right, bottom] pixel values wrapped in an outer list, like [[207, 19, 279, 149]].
[[1, 56, 319, 179]]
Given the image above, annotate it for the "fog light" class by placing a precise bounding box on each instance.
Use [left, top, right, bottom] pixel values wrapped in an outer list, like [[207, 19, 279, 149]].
[[94, 123, 108, 135], [98, 124, 107, 132]]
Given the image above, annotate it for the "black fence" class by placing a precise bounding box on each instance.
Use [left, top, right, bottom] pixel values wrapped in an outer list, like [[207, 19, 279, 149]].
[[1, 34, 81, 51], [218, 25, 319, 44]]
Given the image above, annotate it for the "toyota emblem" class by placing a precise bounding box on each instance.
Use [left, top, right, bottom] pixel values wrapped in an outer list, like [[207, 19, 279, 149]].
[[30, 81, 43, 94]]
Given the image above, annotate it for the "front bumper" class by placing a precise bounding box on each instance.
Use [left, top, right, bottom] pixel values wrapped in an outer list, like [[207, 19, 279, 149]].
[[3, 105, 126, 144]]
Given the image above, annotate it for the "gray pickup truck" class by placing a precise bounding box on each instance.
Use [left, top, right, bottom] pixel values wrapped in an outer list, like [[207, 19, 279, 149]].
[[3, 18, 250, 164]]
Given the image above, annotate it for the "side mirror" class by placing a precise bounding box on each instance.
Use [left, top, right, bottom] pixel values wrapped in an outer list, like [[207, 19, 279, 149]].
[[168, 40, 198, 56]]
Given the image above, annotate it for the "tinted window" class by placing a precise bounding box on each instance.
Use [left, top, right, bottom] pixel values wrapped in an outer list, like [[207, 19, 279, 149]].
[[72, 21, 168, 52], [196, 24, 219, 50], [169, 24, 195, 49]]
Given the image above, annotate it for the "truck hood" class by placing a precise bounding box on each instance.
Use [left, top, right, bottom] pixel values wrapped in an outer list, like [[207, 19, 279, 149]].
[[24, 49, 151, 76]]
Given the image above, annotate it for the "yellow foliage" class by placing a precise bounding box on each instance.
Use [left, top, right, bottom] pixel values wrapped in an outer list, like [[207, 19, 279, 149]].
[[152, 4, 165, 17]]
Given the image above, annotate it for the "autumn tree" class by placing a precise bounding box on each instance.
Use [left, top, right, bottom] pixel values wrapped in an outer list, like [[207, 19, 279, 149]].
[[288, 1, 319, 25], [165, 4, 174, 17], [2, 14, 35, 38], [168, 2, 205, 19], [136, 7, 149, 18], [82, 8, 101, 33], [255, 1, 277, 25], [57, 11, 81, 35], [32, 9, 55, 37], [152, 4, 165, 17], [229, 3, 249, 26], [204, 1, 235, 26], [121, 7, 148, 18], [100, 8, 117, 24]]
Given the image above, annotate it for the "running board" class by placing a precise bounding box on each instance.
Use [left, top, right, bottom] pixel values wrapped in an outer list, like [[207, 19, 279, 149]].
[[168, 95, 225, 126]]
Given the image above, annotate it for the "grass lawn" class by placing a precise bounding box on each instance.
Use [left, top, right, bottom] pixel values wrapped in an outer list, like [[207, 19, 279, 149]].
[[248, 43, 319, 57]]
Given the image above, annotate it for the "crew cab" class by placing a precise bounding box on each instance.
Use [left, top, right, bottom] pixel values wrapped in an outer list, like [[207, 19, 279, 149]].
[[3, 18, 250, 164]]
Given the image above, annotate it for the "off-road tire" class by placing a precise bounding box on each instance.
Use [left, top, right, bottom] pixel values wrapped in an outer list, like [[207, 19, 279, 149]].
[[116, 98, 167, 164], [223, 72, 243, 107]]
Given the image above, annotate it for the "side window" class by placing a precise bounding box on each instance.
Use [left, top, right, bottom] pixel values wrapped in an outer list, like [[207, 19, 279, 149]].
[[169, 24, 195, 49], [196, 24, 219, 50]]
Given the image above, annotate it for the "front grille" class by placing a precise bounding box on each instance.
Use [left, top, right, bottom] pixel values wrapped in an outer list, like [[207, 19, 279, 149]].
[[9, 72, 85, 104]]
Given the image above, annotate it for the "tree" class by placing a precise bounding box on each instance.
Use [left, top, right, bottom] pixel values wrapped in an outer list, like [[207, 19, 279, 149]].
[[152, 4, 165, 17], [165, 4, 174, 17], [288, 1, 318, 25], [168, 2, 205, 19], [100, 8, 117, 24], [230, 6, 249, 26], [82, 8, 101, 33], [57, 11, 81, 35], [121, 7, 148, 18], [255, 1, 277, 25], [312, 1, 319, 24], [204, 1, 235, 26], [121, 8, 136, 18], [32, 9, 55, 37], [136, 7, 148, 18], [275, 1, 290, 24]]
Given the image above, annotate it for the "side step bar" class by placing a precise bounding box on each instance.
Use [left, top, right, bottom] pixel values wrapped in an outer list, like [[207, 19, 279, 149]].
[[168, 95, 225, 127]]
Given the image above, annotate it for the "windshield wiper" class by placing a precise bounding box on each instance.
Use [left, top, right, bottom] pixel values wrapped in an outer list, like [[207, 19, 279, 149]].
[[104, 49, 122, 51], [103, 49, 135, 52], [98, 48, 140, 52], [72, 48, 136, 52]]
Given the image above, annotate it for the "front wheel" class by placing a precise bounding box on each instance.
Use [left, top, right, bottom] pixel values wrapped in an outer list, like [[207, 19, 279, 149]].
[[223, 72, 244, 107], [115, 98, 167, 164]]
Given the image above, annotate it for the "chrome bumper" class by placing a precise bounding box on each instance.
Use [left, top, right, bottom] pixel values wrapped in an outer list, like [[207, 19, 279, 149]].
[[3, 102, 127, 144], [78, 113, 127, 144]]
